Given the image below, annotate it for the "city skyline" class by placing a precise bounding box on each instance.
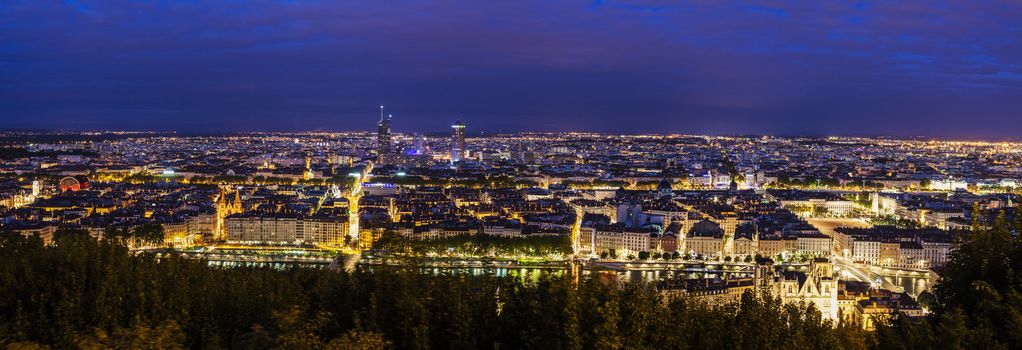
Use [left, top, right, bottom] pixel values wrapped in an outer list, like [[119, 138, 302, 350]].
[[3, 1, 1021, 137], [4, 2, 1022, 348], [6, 126, 1022, 142]]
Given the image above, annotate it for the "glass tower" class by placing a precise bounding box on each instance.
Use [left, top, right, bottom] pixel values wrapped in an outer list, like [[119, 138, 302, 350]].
[[451, 120, 465, 162]]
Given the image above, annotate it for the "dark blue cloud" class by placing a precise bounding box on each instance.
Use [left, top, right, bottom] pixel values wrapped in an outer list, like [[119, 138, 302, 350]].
[[1, 0, 1020, 137]]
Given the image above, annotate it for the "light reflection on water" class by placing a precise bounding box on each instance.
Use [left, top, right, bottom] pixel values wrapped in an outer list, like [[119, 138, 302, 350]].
[[369, 265, 742, 285], [205, 260, 672, 284], [203, 260, 931, 295], [881, 275, 931, 296]]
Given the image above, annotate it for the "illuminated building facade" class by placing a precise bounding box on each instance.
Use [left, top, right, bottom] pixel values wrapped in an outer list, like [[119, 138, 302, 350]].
[[413, 133, 425, 155], [451, 119, 465, 162], [215, 187, 244, 241], [773, 259, 839, 320], [377, 105, 392, 160]]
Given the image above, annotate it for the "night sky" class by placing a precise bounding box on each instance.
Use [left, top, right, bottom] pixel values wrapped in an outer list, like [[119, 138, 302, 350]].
[[2, 1, 1021, 137]]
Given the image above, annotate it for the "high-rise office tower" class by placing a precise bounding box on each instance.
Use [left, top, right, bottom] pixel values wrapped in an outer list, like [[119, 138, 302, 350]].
[[451, 120, 465, 162], [413, 133, 425, 155], [377, 105, 392, 156]]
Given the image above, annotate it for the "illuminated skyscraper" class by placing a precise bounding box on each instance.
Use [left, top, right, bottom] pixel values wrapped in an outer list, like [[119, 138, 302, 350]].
[[377, 105, 392, 157], [451, 120, 465, 162], [413, 133, 425, 155]]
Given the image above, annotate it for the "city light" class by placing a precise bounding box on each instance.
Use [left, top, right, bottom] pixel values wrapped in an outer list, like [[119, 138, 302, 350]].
[[4, 0, 1017, 346]]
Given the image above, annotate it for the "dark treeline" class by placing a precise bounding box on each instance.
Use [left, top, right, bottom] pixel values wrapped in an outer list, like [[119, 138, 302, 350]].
[[2, 212, 1021, 349], [874, 211, 1022, 349], [0, 234, 864, 349], [52, 226, 166, 248], [102, 224, 165, 246]]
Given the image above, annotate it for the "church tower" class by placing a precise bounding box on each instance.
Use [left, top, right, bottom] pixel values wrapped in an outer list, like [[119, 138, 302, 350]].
[[303, 151, 313, 180], [214, 186, 245, 241]]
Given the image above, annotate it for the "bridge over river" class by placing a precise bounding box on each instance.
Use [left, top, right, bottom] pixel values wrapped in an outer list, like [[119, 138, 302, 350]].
[[833, 256, 934, 296]]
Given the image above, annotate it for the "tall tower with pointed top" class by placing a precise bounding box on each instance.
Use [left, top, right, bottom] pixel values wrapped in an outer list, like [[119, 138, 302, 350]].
[[451, 119, 465, 162], [303, 150, 313, 180], [377, 106, 392, 160], [215, 186, 244, 241]]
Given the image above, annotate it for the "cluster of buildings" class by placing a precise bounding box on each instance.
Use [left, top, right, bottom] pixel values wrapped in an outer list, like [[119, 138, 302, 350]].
[[833, 227, 955, 269], [573, 186, 837, 260], [774, 259, 924, 330], [658, 258, 924, 329], [0, 176, 217, 247], [1, 122, 1020, 328], [1, 127, 1017, 255]]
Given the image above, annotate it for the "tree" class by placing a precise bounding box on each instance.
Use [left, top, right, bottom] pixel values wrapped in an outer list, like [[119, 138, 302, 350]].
[[877, 210, 1022, 348], [327, 330, 392, 350], [75, 321, 187, 350], [234, 325, 274, 350], [755, 255, 774, 265], [916, 291, 936, 311], [970, 202, 982, 231], [132, 223, 165, 246], [638, 251, 650, 261], [53, 226, 90, 240]]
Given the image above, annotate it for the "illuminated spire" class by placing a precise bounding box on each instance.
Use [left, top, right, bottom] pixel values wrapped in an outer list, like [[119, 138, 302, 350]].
[[304, 150, 312, 180], [379, 105, 384, 122]]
